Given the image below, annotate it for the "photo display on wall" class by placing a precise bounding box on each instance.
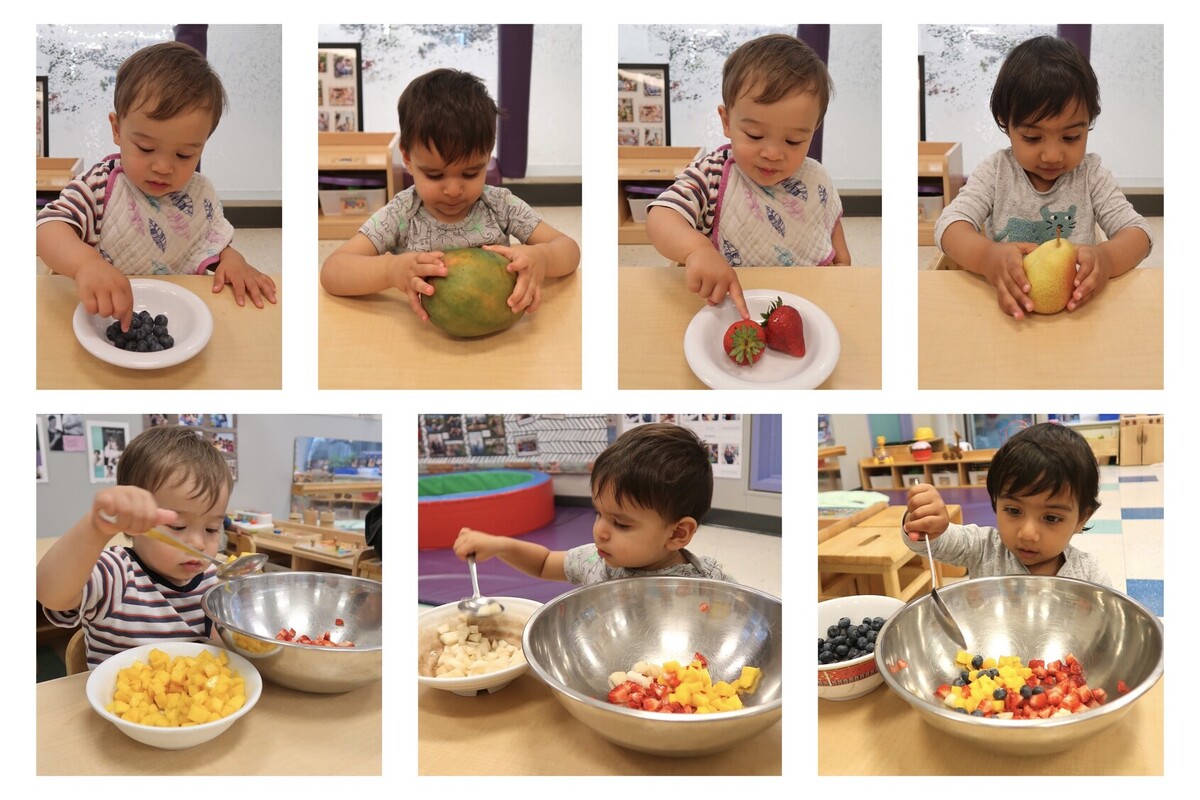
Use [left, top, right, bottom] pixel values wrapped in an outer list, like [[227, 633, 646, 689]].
[[419, 415, 612, 473], [617, 64, 670, 147], [144, 415, 239, 482], [620, 414, 744, 479], [318, 43, 364, 132]]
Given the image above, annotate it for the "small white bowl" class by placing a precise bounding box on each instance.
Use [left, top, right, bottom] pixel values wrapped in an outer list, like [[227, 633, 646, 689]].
[[72, 278, 214, 369], [85, 642, 262, 750], [418, 597, 540, 696], [817, 595, 905, 701]]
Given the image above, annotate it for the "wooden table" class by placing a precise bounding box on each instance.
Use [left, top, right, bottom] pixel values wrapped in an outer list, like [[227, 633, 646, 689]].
[[918, 269, 1162, 389], [246, 525, 365, 574], [38, 671, 380, 775], [318, 272, 581, 389], [818, 677, 1163, 775], [37, 274, 281, 389], [419, 673, 780, 775], [619, 266, 881, 389]]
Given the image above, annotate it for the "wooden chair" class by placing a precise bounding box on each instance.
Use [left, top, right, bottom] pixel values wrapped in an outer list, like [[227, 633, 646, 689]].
[[65, 628, 88, 675]]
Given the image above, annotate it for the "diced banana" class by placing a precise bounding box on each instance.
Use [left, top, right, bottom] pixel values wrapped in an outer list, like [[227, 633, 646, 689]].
[[608, 671, 627, 688]]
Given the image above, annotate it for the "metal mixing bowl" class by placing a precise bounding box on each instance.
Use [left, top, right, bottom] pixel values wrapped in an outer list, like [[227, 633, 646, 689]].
[[876, 576, 1163, 755], [522, 577, 782, 757], [202, 572, 382, 693]]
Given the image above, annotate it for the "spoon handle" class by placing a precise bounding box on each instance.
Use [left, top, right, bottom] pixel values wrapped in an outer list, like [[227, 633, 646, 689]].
[[144, 527, 221, 566], [468, 554, 482, 598]]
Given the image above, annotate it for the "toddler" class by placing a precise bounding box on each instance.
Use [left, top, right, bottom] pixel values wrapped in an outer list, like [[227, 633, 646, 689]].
[[36, 41, 277, 330], [902, 422, 1110, 586], [321, 68, 580, 321], [646, 34, 849, 320], [935, 35, 1152, 318], [37, 425, 233, 668], [453, 423, 735, 584]]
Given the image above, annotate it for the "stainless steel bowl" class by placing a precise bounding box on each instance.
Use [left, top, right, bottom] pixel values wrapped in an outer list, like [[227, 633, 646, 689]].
[[202, 572, 382, 693], [876, 576, 1163, 755], [522, 577, 782, 757]]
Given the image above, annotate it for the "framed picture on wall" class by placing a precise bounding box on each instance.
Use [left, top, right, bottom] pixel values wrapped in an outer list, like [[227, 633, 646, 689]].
[[617, 63, 670, 147], [37, 75, 48, 157], [86, 420, 129, 484], [318, 42, 364, 132]]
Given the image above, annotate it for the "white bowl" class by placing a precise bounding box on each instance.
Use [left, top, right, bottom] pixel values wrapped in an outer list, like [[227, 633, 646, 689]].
[[72, 278, 214, 369], [85, 642, 262, 750], [817, 595, 905, 701], [418, 597, 540, 696]]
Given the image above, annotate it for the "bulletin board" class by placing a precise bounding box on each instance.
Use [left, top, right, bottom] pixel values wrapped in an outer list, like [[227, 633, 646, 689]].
[[144, 414, 239, 481], [419, 414, 613, 474], [618, 414, 744, 479], [617, 63, 670, 147], [318, 42, 364, 132]]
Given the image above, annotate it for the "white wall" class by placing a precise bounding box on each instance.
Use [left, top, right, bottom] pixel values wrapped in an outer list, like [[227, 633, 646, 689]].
[[35, 24, 282, 203], [617, 24, 882, 191], [920, 24, 1163, 189]]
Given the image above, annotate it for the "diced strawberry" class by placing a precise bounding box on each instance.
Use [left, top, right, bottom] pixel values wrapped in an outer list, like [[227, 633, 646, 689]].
[[608, 683, 633, 704], [935, 684, 953, 699], [1078, 685, 1093, 704], [1037, 708, 1054, 719], [1117, 679, 1132, 694], [1005, 692, 1022, 712], [1028, 693, 1047, 710], [1061, 692, 1082, 711], [1028, 659, 1045, 670], [692, 652, 709, 668], [1092, 688, 1107, 703], [1047, 688, 1064, 706], [335, 618, 345, 626]]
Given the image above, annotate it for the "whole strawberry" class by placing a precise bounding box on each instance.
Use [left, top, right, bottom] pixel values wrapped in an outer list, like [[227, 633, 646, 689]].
[[723, 319, 766, 366], [760, 296, 805, 357]]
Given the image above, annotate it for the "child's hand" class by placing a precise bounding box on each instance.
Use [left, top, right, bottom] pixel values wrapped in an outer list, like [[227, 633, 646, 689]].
[[984, 241, 1038, 319], [92, 486, 178, 538], [212, 251, 278, 308], [684, 248, 750, 319], [75, 258, 134, 331], [903, 483, 950, 541], [453, 527, 508, 562], [1067, 245, 1111, 311], [389, 251, 446, 320], [484, 243, 545, 314]]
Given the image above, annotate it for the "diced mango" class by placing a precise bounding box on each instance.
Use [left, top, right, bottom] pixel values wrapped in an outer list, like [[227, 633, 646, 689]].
[[105, 648, 247, 728]]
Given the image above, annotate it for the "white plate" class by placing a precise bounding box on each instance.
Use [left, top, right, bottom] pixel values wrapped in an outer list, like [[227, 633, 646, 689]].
[[683, 289, 840, 389], [72, 279, 214, 370]]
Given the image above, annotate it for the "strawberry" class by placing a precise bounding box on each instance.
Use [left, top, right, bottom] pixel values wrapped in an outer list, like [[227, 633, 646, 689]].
[[723, 320, 766, 365], [759, 296, 806, 357]]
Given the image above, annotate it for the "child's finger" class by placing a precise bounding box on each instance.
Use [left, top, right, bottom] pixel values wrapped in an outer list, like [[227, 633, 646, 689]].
[[727, 277, 750, 320]]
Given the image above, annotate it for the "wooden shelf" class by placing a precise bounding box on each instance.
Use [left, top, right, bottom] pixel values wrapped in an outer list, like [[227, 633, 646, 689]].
[[617, 145, 701, 245], [317, 132, 398, 241], [859, 448, 997, 490], [917, 141, 964, 246]]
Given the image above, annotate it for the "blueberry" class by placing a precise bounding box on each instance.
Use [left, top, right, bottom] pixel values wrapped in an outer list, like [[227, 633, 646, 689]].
[[1020, 685, 1033, 698], [136, 339, 149, 352], [835, 644, 849, 657], [960, 670, 970, 683], [153, 324, 168, 336], [139, 309, 152, 321], [847, 648, 861, 659], [129, 316, 142, 329], [154, 314, 168, 326], [971, 655, 984, 670], [993, 688, 1007, 700], [149, 342, 164, 352], [971, 709, 984, 717], [124, 341, 138, 351], [818, 650, 834, 664], [1031, 685, 1044, 695], [866, 630, 878, 642], [864, 642, 875, 653], [954, 707, 968, 714], [861, 617, 873, 627], [953, 677, 966, 686], [160, 335, 174, 349], [838, 617, 851, 629], [872, 616, 886, 630], [827, 625, 840, 638]]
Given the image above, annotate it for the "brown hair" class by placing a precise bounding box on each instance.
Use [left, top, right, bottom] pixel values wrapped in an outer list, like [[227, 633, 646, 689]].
[[991, 35, 1101, 133], [722, 34, 833, 124], [397, 68, 502, 165], [591, 423, 713, 523], [986, 422, 1101, 521], [114, 41, 228, 135], [117, 425, 232, 510]]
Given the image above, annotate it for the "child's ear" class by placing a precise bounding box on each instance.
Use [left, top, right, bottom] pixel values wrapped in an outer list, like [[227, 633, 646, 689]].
[[665, 517, 698, 550], [400, 146, 412, 169], [1076, 507, 1096, 532], [717, 105, 731, 138], [108, 112, 121, 146]]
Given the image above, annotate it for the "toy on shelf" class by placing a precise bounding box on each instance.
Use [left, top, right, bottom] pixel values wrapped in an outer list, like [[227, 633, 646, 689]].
[[943, 430, 965, 460], [873, 435, 893, 465]]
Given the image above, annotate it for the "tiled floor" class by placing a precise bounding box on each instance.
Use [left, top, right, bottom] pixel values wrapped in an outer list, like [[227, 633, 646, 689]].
[[939, 463, 1164, 620], [418, 504, 782, 609]]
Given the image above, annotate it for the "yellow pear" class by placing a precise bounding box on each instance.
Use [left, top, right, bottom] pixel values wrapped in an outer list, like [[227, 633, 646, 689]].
[[1022, 229, 1076, 314]]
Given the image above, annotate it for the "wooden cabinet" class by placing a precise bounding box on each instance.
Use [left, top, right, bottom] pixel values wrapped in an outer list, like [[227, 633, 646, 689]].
[[617, 146, 701, 244], [291, 480, 382, 520], [917, 141, 964, 246], [318, 132, 398, 240], [859, 449, 997, 491], [818, 446, 846, 491], [1119, 415, 1163, 465], [36, 156, 82, 212]]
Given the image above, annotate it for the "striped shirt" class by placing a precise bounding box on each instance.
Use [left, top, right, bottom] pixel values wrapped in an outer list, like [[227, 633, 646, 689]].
[[648, 148, 728, 236], [36, 158, 117, 247], [44, 547, 219, 668]]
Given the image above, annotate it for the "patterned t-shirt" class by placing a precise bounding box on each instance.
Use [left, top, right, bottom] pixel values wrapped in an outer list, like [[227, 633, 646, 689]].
[[43, 546, 219, 668], [359, 184, 541, 254], [562, 544, 736, 585]]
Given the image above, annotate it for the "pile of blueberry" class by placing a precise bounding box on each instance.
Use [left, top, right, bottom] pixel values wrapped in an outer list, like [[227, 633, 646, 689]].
[[106, 310, 175, 352], [818, 615, 887, 664]]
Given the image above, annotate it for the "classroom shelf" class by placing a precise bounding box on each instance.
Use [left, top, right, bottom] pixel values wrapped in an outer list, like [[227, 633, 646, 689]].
[[617, 145, 701, 244], [318, 132, 398, 240], [917, 141, 964, 246]]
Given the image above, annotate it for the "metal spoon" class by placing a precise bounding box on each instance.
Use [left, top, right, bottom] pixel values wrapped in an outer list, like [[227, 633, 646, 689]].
[[98, 511, 267, 579], [920, 533, 968, 650], [457, 554, 505, 617]]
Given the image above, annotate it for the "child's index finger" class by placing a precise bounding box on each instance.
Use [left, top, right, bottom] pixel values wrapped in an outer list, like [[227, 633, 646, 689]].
[[728, 280, 751, 320]]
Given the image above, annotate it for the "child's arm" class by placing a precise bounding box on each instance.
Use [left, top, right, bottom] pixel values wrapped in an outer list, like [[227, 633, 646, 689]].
[[830, 218, 852, 265], [940, 220, 1039, 319], [37, 486, 177, 611], [483, 221, 580, 314], [645, 206, 751, 319], [211, 245, 278, 308], [902, 483, 950, 541], [1069, 227, 1151, 311], [453, 527, 566, 582], [320, 233, 448, 319], [36, 221, 136, 331]]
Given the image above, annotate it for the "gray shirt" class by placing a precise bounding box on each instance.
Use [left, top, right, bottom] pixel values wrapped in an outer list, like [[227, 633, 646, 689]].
[[902, 523, 1111, 587], [359, 184, 541, 255], [562, 544, 735, 586], [934, 149, 1152, 252]]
